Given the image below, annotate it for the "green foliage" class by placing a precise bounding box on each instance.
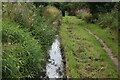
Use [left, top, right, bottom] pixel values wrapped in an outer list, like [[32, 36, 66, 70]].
[[2, 2, 118, 79], [2, 3, 36, 29], [76, 9, 92, 23], [31, 16, 57, 50], [2, 20, 45, 78], [29, 6, 61, 51], [62, 16, 85, 26], [2, 2, 62, 79], [43, 6, 61, 22], [76, 12, 92, 22], [87, 2, 116, 19], [97, 12, 118, 30], [2, 2, 61, 51]]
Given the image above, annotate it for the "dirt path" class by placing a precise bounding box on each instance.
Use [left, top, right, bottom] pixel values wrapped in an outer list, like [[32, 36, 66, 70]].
[[85, 28, 120, 75]]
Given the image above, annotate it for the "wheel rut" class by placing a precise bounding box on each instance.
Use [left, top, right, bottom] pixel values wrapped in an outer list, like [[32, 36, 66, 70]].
[[85, 28, 120, 75]]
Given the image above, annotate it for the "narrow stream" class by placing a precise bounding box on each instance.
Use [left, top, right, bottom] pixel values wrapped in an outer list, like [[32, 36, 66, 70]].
[[46, 35, 64, 78]]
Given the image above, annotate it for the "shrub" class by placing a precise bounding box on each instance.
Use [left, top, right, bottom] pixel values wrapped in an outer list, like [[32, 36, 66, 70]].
[[43, 6, 61, 22], [97, 12, 118, 30], [2, 20, 45, 78], [96, 3, 119, 31], [75, 9, 92, 22]]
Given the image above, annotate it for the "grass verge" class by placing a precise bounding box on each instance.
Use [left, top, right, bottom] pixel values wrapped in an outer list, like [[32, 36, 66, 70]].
[[86, 24, 119, 60], [60, 16, 118, 78]]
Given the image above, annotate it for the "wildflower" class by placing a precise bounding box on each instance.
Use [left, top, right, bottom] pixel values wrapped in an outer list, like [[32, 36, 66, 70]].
[[3, 5, 7, 8], [32, 19, 34, 21], [43, 28, 45, 31], [8, 42, 11, 45], [53, 22, 55, 24]]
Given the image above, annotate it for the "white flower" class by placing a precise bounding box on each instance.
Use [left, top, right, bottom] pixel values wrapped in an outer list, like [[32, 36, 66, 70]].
[[3, 5, 7, 8], [43, 28, 45, 31], [8, 42, 11, 45], [53, 22, 55, 24]]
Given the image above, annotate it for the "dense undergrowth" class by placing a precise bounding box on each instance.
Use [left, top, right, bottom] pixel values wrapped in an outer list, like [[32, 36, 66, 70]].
[[2, 20, 45, 78], [96, 11, 118, 31], [2, 2, 61, 79]]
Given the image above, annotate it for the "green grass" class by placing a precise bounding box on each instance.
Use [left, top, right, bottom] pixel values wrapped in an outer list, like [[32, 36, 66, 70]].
[[60, 16, 118, 78], [86, 24, 119, 60]]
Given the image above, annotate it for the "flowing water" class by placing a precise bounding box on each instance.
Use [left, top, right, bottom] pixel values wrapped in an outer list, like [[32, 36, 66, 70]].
[[46, 35, 64, 78]]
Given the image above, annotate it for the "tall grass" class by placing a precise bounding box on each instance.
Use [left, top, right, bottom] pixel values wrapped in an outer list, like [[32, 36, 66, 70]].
[[2, 2, 62, 79], [2, 2, 62, 51], [31, 16, 57, 50], [31, 6, 61, 50], [2, 3, 36, 29], [2, 20, 45, 78]]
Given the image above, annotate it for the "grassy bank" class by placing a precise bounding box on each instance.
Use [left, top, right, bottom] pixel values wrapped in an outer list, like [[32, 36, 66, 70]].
[[60, 16, 118, 78], [2, 2, 61, 79], [86, 24, 119, 60]]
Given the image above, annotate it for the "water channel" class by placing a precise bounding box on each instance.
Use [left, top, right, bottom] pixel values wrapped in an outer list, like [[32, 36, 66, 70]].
[[46, 35, 64, 78]]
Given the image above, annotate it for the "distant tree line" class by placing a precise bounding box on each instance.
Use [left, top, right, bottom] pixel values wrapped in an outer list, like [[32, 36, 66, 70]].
[[34, 2, 117, 17]]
